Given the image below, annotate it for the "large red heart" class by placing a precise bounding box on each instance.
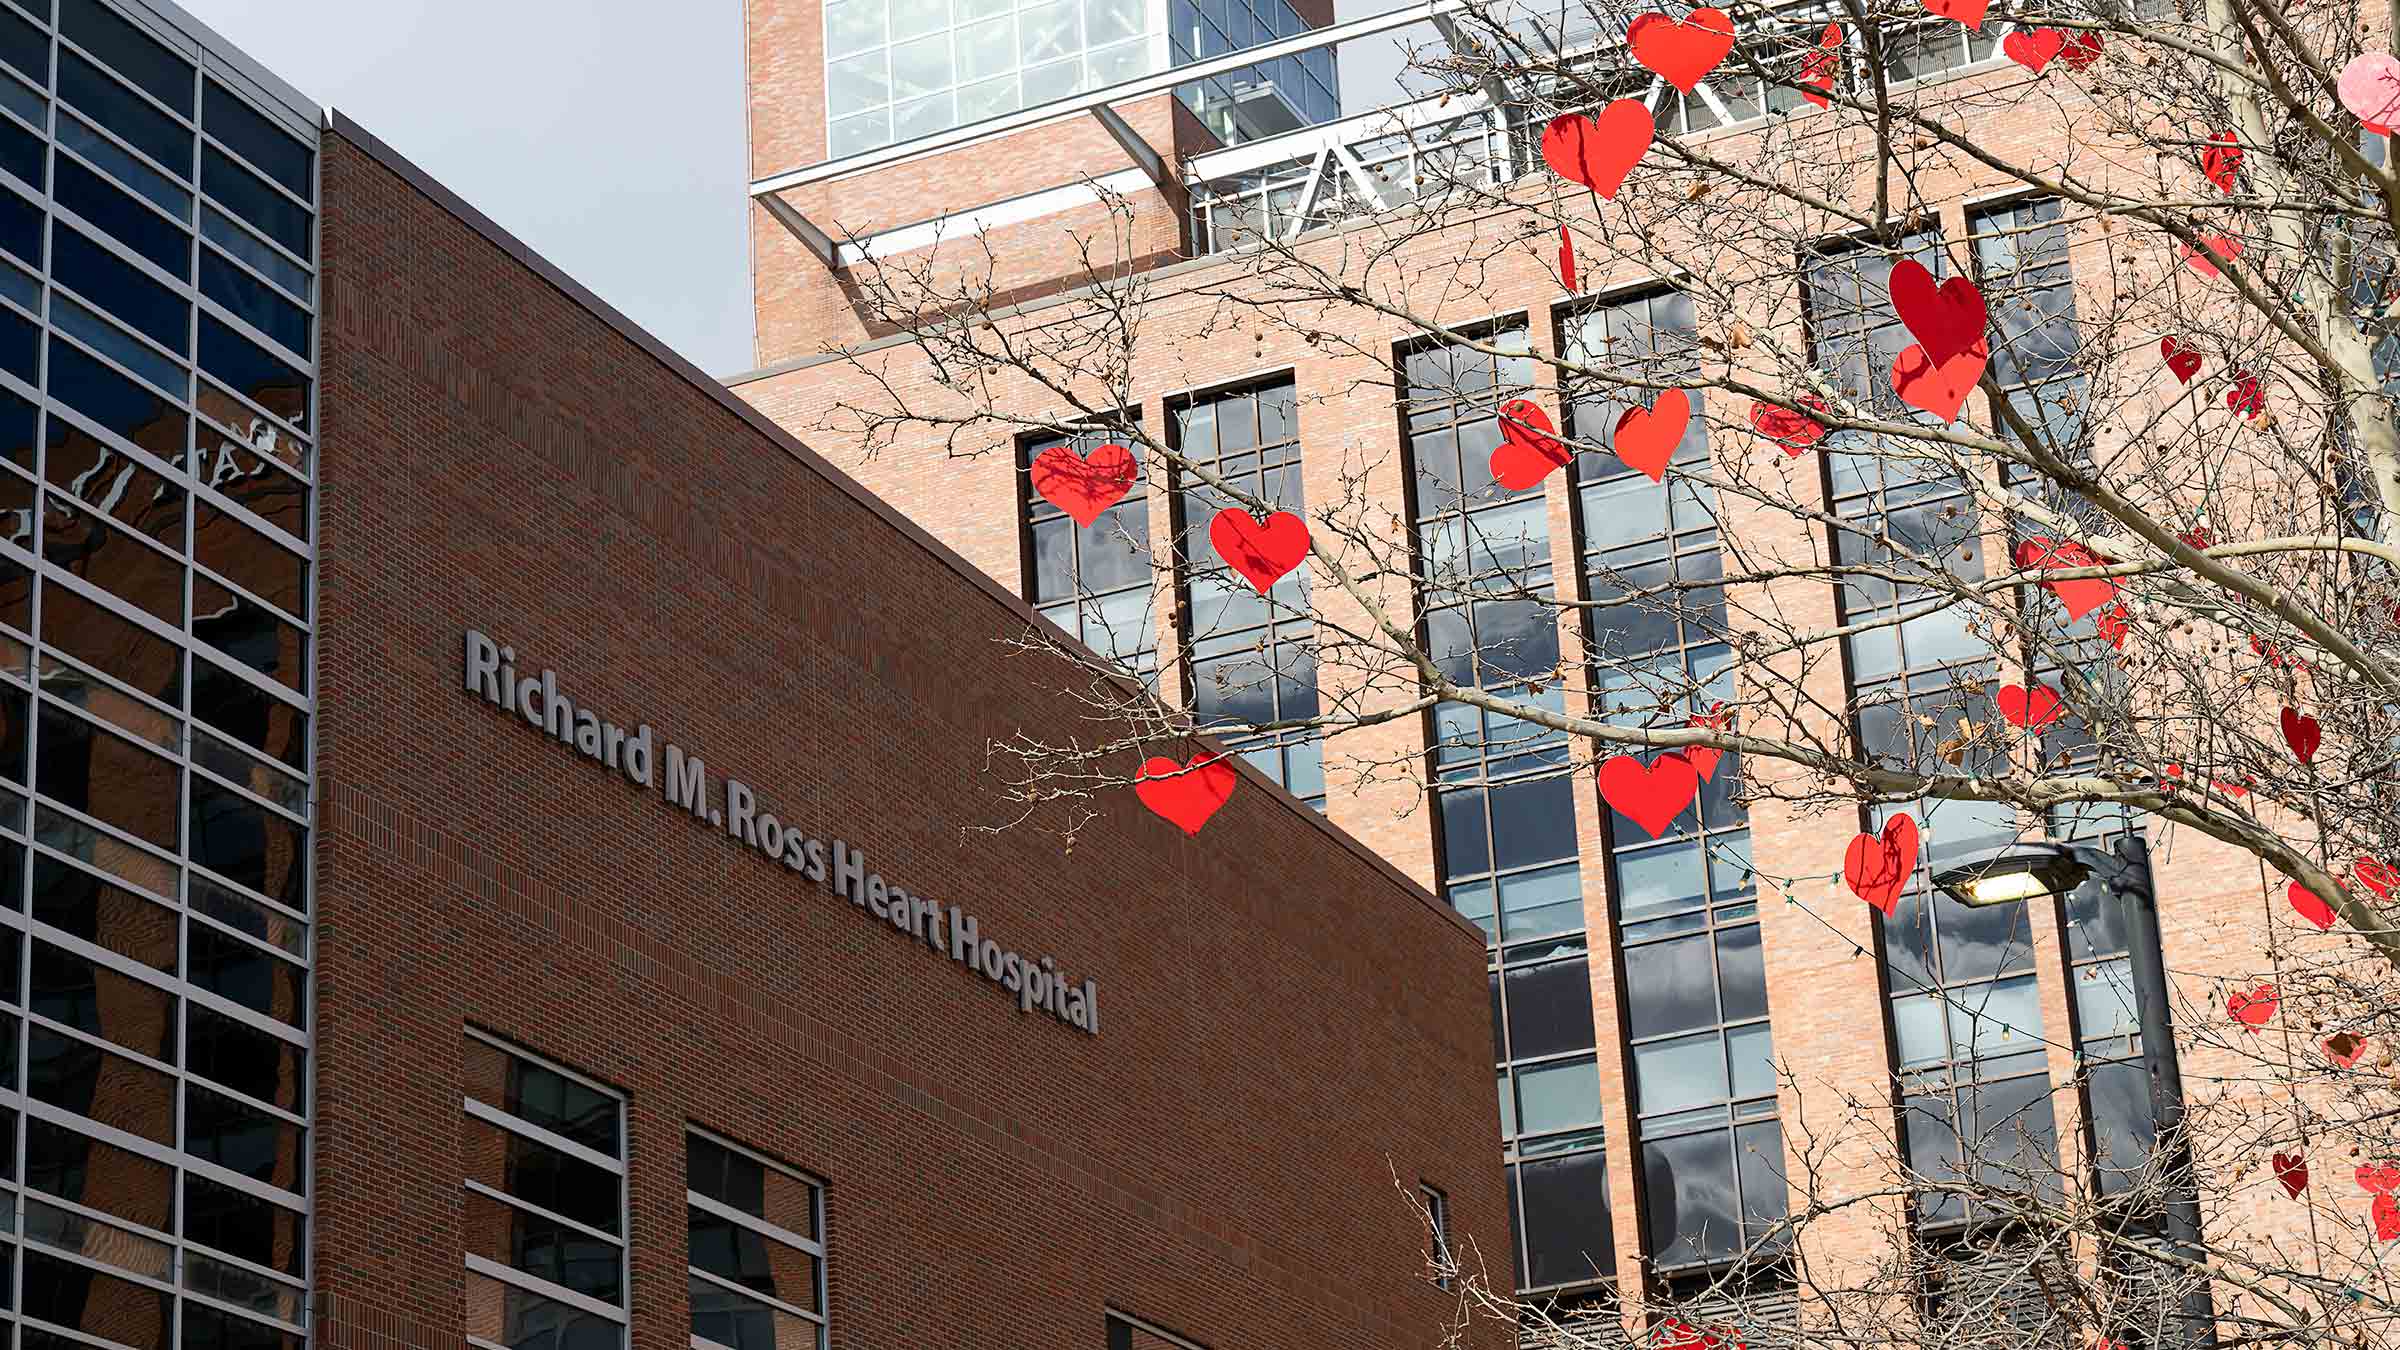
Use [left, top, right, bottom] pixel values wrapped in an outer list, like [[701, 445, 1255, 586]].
[[1799, 24, 1840, 107], [2377, 1194, 2400, 1242], [1493, 398, 1571, 490], [2002, 26, 2064, 73], [1844, 813, 1919, 916], [2361, 1163, 2400, 1195], [2289, 881, 2335, 932], [2014, 537, 2119, 621], [1541, 101, 1654, 199], [1921, 0, 1988, 27], [1888, 261, 1988, 366], [1600, 752, 1700, 839], [1614, 389, 1690, 482], [1029, 443, 1137, 528], [1134, 754, 1237, 836], [1996, 682, 2063, 732], [2274, 1151, 2309, 1198], [1750, 396, 1828, 454], [1209, 509, 1309, 593], [2201, 131, 2242, 193], [2160, 336, 2202, 384], [2181, 234, 2242, 278], [2058, 30, 2103, 70], [1628, 8, 1736, 94], [2228, 983, 2278, 1031], [2281, 706, 2321, 764], [2356, 857, 2398, 901], [1891, 340, 1988, 423], [2326, 1032, 2369, 1068]]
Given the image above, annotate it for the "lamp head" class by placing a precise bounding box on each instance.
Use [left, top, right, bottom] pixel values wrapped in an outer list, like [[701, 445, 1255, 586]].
[[1929, 841, 2094, 908]]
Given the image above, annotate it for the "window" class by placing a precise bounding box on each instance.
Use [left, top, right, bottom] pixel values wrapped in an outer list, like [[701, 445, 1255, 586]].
[[1972, 198, 2086, 482], [1105, 1310, 1208, 1350], [1020, 422, 1157, 685], [1170, 377, 1322, 807], [1168, 0, 1336, 148], [1419, 1184, 1453, 1289], [463, 1033, 628, 1350], [688, 1130, 828, 1350], [821, 0, 1158, 158], [1807, 233, 2062, 1230]]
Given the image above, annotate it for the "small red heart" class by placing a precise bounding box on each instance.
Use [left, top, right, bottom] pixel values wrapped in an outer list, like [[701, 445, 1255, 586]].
[[1559, 226, 1577, 291], [2326, 1032, 2368, 1068], [2178, 526, 2214, 549], [1627, 8, 1736, 94], [1029, 443, 1137, 527], [2094, 604, 2131, 651], [2002, 26, 2064, 72], [1749, 396, 1829, 454], [2015, 537, 2120, 621], [2160, 336, 2202, 384], [1600, 752, 1701, 839], [1996, 682, 2064, 732], [2273, 1151, 2309, 1198], [1613, 389, 1691, 482], [1134, 754, 1236, 836], [1921, 0, 1988, 28], [1798, 24, 1841, 107], [2355, 857, 2398, 901], [2360, 1162, 2400, 1195], [2201, 130, 2242, 193], [1891, 340, 1988, 423], [1845, 813, 1920, 917], [2376, 1193, 2400, 1241], [2182, 234, 2242, 278], [2226, 370, 2264, 417], [2289, 881, 2335, 931], [1541, 101, 1654, 199], [1656, 1319, 1743, 1350], [2058, 30, 2104, 70], [1208, 509, 1309, 593], [1492, 398, 1571, 491], [1888, 261, 1989, 366], [2228, 982, 2279, 1031], [1685, 703, 1730, 782], [2281, 706, 2321, 764]]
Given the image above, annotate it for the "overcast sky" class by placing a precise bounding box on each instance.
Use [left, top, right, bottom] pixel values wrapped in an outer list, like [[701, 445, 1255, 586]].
[[179, 0, 759, 375]]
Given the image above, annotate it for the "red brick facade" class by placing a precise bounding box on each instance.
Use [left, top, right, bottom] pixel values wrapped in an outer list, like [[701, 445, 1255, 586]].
[[311, 118, 1502, 1350]]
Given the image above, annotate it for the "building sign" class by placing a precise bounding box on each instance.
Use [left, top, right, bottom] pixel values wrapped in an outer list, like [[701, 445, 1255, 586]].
[[462, 630, 1101, 1035]]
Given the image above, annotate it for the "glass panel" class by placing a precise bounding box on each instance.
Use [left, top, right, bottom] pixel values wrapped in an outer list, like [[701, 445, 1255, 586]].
[[1633, 1031, 1728, 1116], [1517, 1149, 1613, 1287], [1503, 957, 1594, 1061], [465, 1187, 623, 1303], [202, 80, 312, 199], [463, 1269, 620, 1350], [1516, 1056, 1601, 1135], [61, 0, 193, 115], [462, 1114, 620, 1234]]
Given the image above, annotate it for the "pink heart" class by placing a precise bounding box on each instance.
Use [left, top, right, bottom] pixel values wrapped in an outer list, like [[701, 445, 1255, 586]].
[[2342, 52, 2400, 134]]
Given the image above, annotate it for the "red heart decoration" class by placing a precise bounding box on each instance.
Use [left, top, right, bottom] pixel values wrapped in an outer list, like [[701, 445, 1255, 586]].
[[1029, 443, 1137, 528], [2201, 131, 2243, 193], [1888, 261, 1989, 366], [2094, 604, 2130, 651], [1614, 389, 1691, 482], [2377, 1193, 2400, 1241], [1891, 340, 1988, 423], [2181, 234, 2242, 278], [2228, 983, 2279, 1031], [2059, 30, 2103, 69], [2014, 537, 2120, 621], [1749, 396, 1828, 454], [2342, 52, 2400, 133], [2289, 881, 2335, 931], [1134, 754, 1236, 835], [1921, 0, 1988, 28], [2274, 1151, 2309, 1198], [2355, 857, 2398, 901], [1600, 752, 1701, 839], [1656, 1320, 1743, 1350], [1541, 101, 1655, 199], [2226, 370, 2264, 417], [1845, 813, 1920, 916], [2281, 706, 2321, 764], [1209, 509, 1309, 593], [1685, 703, 1730, 782], [1559, 226, 1578, 291], [2326, 1032, 2368, 1068], [2160, 336, 2202, 384], [2178, 526, 2214, 549], [1799, 23, 1841, 107], [1996, 682, 2064, 732], [1628, 8, 1736, 94], [1493, 398, 1572, 490], [2360, 1163, 2400, 1195], [2002, 26, 2064, 72]]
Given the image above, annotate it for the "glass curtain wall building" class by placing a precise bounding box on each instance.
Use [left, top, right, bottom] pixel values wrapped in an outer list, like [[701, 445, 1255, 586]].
[[0, 1, 316, 1347]]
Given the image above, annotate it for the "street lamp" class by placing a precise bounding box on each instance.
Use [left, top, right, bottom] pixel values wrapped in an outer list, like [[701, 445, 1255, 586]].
[[1930, 834, 2214, 1346]]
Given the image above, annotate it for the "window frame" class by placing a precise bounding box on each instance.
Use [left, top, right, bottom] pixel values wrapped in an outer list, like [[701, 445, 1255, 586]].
[[685, 1125, 830, 1350], [1015, 417, 1158, 684]]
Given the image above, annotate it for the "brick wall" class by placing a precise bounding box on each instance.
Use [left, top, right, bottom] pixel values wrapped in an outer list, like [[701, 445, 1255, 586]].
[[311, 119, 1505, 1350]]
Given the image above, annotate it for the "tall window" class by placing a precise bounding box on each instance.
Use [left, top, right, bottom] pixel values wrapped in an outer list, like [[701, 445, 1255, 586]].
[[1563, 293, 1786, 1273], [1401, 324, 1609, 1293], [462, 1033, 628, 1350], [1170, 378, 1323, 807], [688, 1130, 829, 1350], [821, 0, 1157, 157], [1806, 234, 2061, 1230], [1021, 424, 1158, 686], [1169, 0, 1336, 147], [1973, 198, 2087, 482]]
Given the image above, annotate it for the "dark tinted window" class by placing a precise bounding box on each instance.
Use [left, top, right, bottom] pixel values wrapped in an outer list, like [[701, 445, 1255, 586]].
[[56, 152, 189, 275], [201, 146, 305, 260], [0, 112, 38, 189], [191, 655, 304, 771], [188, 1003, 302, 1110], [198, 311, 305, 427], [58, 50, 189, 173], [53, 222, 188, 353], [1516, 1150, 1612, 1288], [0, 184, 34, 268], [187, 921, 303, 1028], [0, 5, 42, 87], [32, 852, 177, 970], [184, 1080, 301, 1187], [0, 300, 31, 382], [60, 0, 191, 116], [183, 1171, 304, 1275], [183, 1303, 304, 1350], [201, 251, 305, 357], [31, 936, 174, 1061], [203, 80, 309, 198], [22, 1249, 172, 1347], [48, 336, 188, 455]]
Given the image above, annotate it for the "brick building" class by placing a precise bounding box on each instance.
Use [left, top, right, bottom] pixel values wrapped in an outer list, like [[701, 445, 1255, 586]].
[[0, 2, 1507, 1350], [727, 0, 2357, 1329]]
